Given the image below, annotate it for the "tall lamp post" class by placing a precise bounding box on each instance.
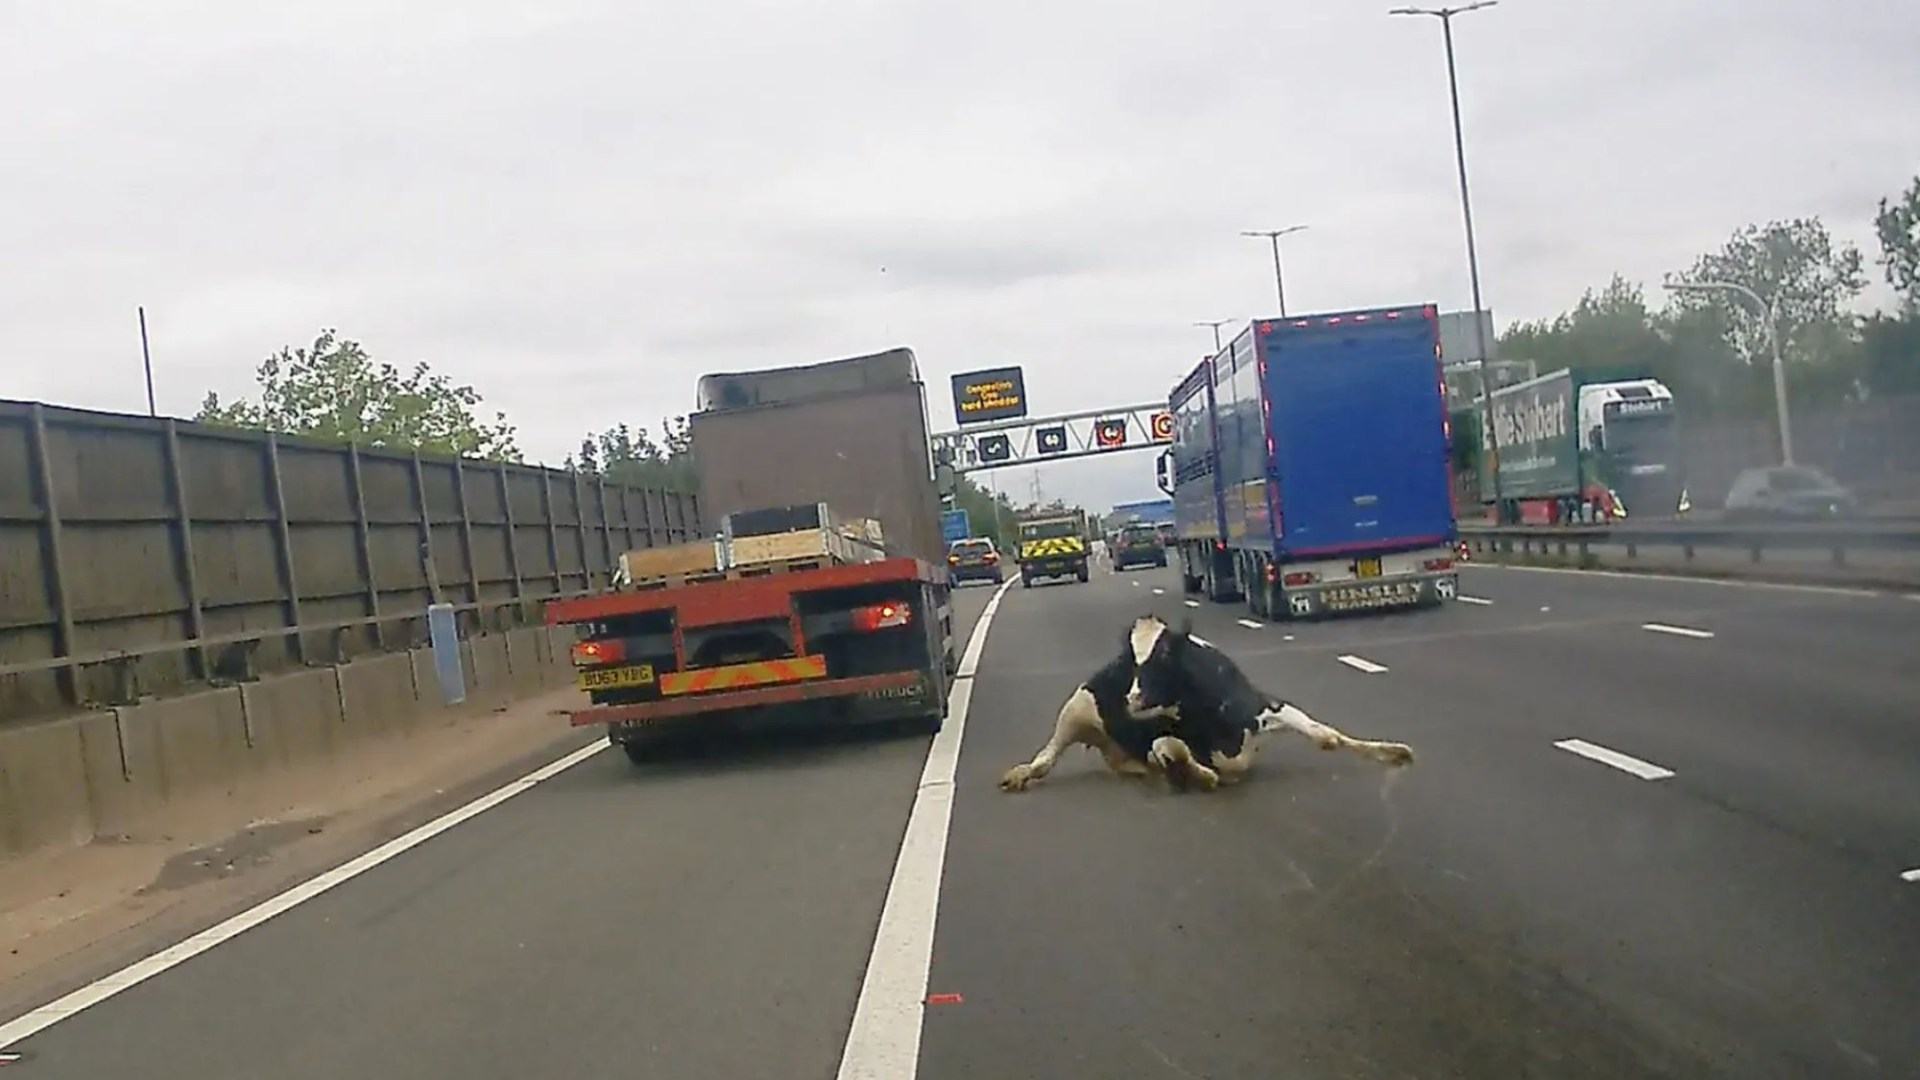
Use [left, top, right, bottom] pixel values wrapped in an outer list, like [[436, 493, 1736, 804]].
[[1665, 279, 1793, 464], [1193, 319, 1232, 351], [1391, 0, 1505, 515], [1240, 226, 1308, 316]]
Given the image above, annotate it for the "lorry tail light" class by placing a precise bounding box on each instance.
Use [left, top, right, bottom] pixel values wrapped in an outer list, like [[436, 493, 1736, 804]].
[[1214, 540, 1227, 552], [1264, 563, 1279, 583], [571, 638, 627, 668], [1282, 571, 1316, 587], [1424, 557, 1454, 572], [852, 601, 913, 633]]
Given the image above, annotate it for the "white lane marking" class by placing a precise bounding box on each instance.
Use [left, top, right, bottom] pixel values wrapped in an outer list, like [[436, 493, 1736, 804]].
[[0, 737, 611, 1050], [1454, 595, 1493, 605], [836, 574, 1016, 1079], [1235, 618, 1263, 629], [1131, 581, 1140, 588], [1184, 600, 1201, 608], [1642, 622, 1715, 640], [1336, 654, 1389, 674], [1900, 868, 1920, 883], [1469, 562, 1889, 600], [1538, 605, 1552, 612], [1151, 587, 1165, 595], [1554, 738, 1674, 781], [1282, 634, 1295, 641]]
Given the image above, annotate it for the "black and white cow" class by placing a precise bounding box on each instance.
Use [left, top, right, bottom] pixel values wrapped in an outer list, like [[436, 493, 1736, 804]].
[[999, 615, 1413, 792]]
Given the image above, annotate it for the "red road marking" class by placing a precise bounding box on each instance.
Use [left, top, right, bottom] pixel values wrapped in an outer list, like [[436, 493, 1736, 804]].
[[924, 992, 965, 1006]]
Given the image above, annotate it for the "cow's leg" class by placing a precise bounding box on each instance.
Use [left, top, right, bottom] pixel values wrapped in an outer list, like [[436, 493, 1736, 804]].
[[1210, 729, 1257, 784], [1257, 703, 1413, 767], [1148, 735, 1220, 791], [1001, 687, 1117, 791]]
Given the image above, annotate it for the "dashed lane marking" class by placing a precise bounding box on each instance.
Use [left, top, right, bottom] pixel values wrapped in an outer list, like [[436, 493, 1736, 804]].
[[1336, 654, 1389, 674], [1184, 600, 1201, 608], [1455, 595, 1493, 605], [1151, 587, 1165, 595], [1642, 622, 1715, 640], [1235, 618, 1263, 629], [1554, 738, 1675, 780], [1898, 868, 1920, 883]]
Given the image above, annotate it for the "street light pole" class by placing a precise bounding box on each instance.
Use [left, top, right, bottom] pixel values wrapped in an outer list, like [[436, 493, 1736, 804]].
[[1193, 319, 1232, 351], [1664, 279, 1794, 464], [1241, 226, 1308, 316], [1391, 0, 1505, 515]]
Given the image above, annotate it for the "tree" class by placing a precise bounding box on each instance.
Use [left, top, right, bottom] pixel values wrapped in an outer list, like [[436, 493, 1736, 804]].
[[1875, 174, 1920, 310], [947, 474, 1018, 550], [197, 330, 519, 459], [570, 420, 696, 489], [1667, 218, 1866, 370]]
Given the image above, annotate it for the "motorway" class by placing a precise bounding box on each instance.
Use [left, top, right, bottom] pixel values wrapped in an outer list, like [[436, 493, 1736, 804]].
[[4, 562, 1919, 1077]]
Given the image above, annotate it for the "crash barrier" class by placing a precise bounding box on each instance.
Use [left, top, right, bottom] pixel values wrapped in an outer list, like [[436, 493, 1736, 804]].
[[1459, 521, 1920, 571], [0, 400, 700, 723], [0, 617, 582, 857]]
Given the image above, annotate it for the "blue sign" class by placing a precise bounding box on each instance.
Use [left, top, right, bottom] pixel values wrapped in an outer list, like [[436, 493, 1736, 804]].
[[941, 509, 972, 543]]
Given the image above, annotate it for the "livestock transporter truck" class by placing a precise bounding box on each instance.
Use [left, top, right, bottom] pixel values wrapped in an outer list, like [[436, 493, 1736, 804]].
[[1161, 306, 1460, 619], [546, 349, 956, 762]]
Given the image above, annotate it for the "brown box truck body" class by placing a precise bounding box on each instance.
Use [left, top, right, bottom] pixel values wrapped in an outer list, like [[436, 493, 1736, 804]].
[[689, 348, 945, 566]]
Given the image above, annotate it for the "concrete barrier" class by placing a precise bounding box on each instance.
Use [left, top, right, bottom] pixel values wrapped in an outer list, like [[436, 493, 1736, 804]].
[[337, 651, 421, 741], [0, 718, 94, 854], [242, 668, 343, 773], [543, 626, 575, 688], [468, 635, 512, 703], [505, 626, 549, 696], [97, 687, 251, 837]]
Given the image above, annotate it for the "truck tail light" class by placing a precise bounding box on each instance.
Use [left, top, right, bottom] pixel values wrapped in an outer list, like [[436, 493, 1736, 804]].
[[1424, 557, 1454, 572], [1264, 563, 1279, 583], [1282, 571, 1317, 587], [852, 601, 913, 633], [571, 638, 627, 668]]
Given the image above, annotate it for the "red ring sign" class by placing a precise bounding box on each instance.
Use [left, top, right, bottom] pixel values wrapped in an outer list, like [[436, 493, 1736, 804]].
[[1150, 411, 1175, 441]]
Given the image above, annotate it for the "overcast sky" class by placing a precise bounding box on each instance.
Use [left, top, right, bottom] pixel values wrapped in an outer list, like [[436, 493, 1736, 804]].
[[5, 1, 1916, 511]]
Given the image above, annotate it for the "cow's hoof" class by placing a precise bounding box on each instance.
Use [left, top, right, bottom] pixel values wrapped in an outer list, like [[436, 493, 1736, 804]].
[[1189, 765, 1221, 791], [1373, 742, 1415, 767], [1000, 765, 1035, 791]]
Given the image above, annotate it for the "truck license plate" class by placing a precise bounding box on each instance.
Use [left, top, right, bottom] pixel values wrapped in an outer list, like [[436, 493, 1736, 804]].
[[1355, 557, 1383, 579], [578, 664, 656, 691]]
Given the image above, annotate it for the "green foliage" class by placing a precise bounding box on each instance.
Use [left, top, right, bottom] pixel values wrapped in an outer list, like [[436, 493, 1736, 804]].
[[196, 330, 520, 460], [1875, 174, 1920, 310], [570, 420, 696, 489], [947, 475, 1019, 550], [1667, 218, 1866, 367]]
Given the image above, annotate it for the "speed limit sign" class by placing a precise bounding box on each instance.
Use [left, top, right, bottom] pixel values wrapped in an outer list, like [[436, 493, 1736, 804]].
[[1150, 411, 1175, 442]]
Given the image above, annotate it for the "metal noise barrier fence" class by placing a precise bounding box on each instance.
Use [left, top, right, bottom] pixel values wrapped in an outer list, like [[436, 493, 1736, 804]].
[[0, 400, 701, 723]]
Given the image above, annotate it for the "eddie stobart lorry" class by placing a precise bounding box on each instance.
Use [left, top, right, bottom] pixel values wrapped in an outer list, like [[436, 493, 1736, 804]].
[[545, 349, 955, 761], [1163, 305, 1460, 619]]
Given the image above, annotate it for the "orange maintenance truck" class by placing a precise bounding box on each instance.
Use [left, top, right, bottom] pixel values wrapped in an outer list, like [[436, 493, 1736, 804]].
[[545, 349, 955, 762]]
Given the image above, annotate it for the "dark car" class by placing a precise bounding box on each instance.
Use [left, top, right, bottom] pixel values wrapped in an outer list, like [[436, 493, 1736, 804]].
[[1723, 465, 1857, 521], [947, 537, 1005, 584], [1111, 523, 1168, 570]]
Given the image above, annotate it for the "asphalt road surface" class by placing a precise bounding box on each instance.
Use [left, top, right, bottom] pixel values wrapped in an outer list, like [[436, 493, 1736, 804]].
[[6, 563, 1919, 1078]]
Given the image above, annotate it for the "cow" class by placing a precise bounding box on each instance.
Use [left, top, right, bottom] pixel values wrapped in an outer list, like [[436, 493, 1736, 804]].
[[999, 615, 1413, 792]]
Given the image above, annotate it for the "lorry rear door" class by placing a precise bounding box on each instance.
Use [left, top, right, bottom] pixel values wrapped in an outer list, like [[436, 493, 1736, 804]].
[[1263, 311, 1454, 557]]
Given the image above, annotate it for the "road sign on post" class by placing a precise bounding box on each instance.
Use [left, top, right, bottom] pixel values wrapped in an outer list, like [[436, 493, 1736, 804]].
[[940, 509, 972, 544]]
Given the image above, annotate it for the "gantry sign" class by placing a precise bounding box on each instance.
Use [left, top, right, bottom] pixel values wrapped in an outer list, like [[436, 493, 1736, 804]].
[[933, 372, 1173, 476]]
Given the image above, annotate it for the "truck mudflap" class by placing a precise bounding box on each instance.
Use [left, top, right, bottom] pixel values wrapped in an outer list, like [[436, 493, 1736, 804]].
[[1280, 572, 1457, 618], [572, 670, 928, 728]]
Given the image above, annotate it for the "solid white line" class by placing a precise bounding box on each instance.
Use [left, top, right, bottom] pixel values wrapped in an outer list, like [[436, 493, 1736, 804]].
[[1467, 562, 1890, 600], [836, 574, 1016, 1080], [1336, 654, 1388, 674], [1454, 595, 1493, 605], [1900, 868, 1920, 883], [1554, 738, 1674, 781], [1235, 618, 1263, 630], [1184, 600, 1201, 609], [0, 738, 611, 1050], [1642, 622, 1715, 640]]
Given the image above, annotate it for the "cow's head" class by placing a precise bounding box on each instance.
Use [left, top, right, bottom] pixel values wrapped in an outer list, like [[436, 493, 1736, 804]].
[[1124, 614, 1192, 717]]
